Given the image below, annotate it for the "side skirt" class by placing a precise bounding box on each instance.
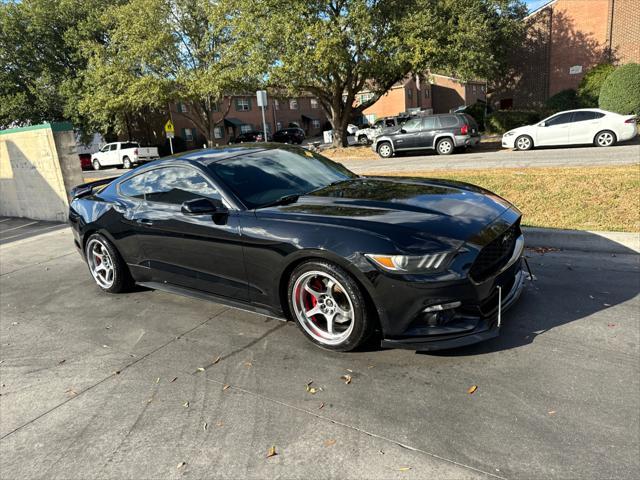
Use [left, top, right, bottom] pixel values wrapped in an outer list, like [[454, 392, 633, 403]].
[[137, 281, 288, 322]]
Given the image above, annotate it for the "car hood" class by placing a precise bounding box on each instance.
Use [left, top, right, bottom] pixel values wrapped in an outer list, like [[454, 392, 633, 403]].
[[261, 177, 518, 249], [505, 125, 536, 136]]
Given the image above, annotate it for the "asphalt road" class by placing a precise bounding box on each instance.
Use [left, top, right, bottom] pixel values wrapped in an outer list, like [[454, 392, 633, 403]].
[[82, 140, 640, 182], [1, 221, 638, 479]]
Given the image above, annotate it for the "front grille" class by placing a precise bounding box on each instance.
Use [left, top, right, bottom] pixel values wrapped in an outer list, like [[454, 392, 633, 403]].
[[469, 223, 520, 282]]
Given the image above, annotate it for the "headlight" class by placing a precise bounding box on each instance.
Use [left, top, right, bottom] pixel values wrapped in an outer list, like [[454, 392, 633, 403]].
[[365, 252, 451, 273], [503, 131, 515, 137]]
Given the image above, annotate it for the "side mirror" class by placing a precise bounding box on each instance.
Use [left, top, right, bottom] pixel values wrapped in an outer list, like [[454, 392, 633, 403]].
[[181, 197, 227, 216], [400, 129, 407, 134], [539, 121, 546, 127]]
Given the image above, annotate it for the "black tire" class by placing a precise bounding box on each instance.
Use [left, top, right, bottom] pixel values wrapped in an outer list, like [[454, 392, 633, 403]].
[[84, 233, 134, 294], [377, 142, 393, 158], [92, 159, 101, 170], [594, 130, 616, 147], [358, 135, 369, 145], [287, 260, 373, 352], [515, 135, 533, 151], [435, 137, 454, 155], [122, 156, 132, 169]]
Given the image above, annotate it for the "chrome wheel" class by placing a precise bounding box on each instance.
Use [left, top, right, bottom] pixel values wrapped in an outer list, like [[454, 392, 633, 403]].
[[437, 139, 453, 154], [86, 239, 115, 289], [596, 131, 614, 147], [516, 136, 532, 150], [292, 271, 355, 346], [378, 143, 392, 158]]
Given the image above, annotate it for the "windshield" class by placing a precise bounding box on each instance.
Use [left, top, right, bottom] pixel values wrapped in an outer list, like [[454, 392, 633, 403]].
[[205, 148, 357, 209]]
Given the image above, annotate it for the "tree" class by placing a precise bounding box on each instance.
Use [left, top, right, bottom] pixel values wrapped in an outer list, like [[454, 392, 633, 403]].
[[577, 63, 615, 108], [78, 0, 258, 145], [0, 0, 115, 130], [545, 89, 579, 112], [229, 0, 526, 146], [599, 63, 640, 116]]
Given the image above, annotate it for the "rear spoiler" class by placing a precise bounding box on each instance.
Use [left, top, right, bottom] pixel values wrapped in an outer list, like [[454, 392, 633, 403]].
[[71, 177, 118, 199]]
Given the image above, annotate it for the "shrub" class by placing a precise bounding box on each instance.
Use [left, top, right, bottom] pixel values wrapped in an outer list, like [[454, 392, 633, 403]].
[[463, 101, 488, 131], [599, 63, 640, 115], [545, 89, 579, 112], [578, 63, 616, 107], [486, 110, 544, 133]]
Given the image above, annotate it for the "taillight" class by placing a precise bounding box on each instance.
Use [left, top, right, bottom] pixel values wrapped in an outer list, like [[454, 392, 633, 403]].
[[625, 118, 637, 124], [460, 124, 469, 135]]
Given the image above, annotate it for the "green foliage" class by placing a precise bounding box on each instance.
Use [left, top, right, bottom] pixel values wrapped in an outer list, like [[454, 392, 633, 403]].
[[463, 102, 488, 131], [577, 64, 615, 107], [229, 0, 526, 145], [486, 110, 544, 133], [545, 89, 579, 112], [599, 63, 640, 115]]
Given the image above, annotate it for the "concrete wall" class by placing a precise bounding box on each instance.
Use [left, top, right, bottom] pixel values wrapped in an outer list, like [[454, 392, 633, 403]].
[[0, 123, 83, 222]]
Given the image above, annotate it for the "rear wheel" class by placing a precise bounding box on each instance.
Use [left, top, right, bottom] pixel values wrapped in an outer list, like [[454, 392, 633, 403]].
[[377, 142, 393, 158], [92, 159, 101, 170], [515, 135, 533, 151], [288, 261, 372, 351], [594, 130, 616, 147], [436, 138, 454, 155], [122, 156, 132, 169], [358, 135, 369, 145], [85, 234, 133, 293]]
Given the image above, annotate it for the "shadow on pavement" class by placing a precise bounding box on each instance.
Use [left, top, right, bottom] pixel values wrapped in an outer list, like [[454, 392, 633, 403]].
[[0, 217, 67, 246]]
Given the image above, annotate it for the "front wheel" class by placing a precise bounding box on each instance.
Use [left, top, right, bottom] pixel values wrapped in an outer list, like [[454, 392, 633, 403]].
[[358, 135, 369, 145], [436, 138, 454, 155], [92, 159, 101, 170], [594, 130, 616, 147], [122, 156, 132, 169], [288, 261, 373, 352], [515, 135, 533, 151], [377, 142, 393, 158]]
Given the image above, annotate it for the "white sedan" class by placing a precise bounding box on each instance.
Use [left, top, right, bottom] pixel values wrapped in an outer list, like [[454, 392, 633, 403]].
[[502, 109, 637, 150]]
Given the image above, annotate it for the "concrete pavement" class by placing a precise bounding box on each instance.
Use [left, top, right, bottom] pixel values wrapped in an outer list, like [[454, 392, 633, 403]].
[[1, 226, 639, 479]]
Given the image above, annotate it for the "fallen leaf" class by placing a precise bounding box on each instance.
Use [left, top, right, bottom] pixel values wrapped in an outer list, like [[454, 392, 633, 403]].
[[323, 439, 336, 447], [467, 385, 478, 394], [112, 370, 121, 375], [156, 377, 160, 384], [368, 365, 375, 369], [102, 345, 109, 348], [216, 421, 224, 427], [318, 402, 325, 410], [170, 377, 178, 383], [608, 323, 616, 327], [340, 374, 352, 385], [306, 381, 319, 394], [212, 356, 221, 365], [57, 359, 66, 365], [177, 461, 186, 469], [65, 388, 78, 396], [203, 422, 208, 431], [147, 398, 152, 403], [399, 467, 412, 472], [346, 368, 353, 373], [244, 361, 252, 368], [196, 367, 205, 372], [378, 450, 385, 455], [603, 303, 611, 307], [183, 401, 189, 408], [548, 410, 556, 415], [266, 446, 277, 458], [223, 384, 230, 391]]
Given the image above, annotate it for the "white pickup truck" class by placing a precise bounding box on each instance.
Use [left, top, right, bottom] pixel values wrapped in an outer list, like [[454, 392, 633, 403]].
[[90, 142, 159, 170]]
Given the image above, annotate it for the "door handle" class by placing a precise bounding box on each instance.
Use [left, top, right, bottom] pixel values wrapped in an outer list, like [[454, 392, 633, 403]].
[[137, 218, 154, 226]]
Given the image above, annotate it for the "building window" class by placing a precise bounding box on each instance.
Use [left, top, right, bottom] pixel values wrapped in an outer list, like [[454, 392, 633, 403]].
[[240, 124, 252, 134], [177, 102, 188, 113], [289, 98, 298, 110], [312, 119, 321, 129], [182, 128, 195, 141], [214, 126, 224, 139], [274, 99, 280, 110], [365, 114, 376, 125], [276, 121, 283, 130], [358, 93, 373, 105], [211, 102, 219, 112], [310, 98, 319, 109], [472, 85, 477, 93], [407, 89, 413, 99], [236, 98, 250, 111]]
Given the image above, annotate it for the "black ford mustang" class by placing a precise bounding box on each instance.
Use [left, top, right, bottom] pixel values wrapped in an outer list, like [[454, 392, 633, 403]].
[[69, 144, 525, 352]]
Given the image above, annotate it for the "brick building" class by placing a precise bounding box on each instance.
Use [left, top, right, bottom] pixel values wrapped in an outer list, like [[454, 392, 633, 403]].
[[430, 74, 487, 113], [170, 94, 330, 146], [358, 75, 433, 123], [493, 0, 640, 108]]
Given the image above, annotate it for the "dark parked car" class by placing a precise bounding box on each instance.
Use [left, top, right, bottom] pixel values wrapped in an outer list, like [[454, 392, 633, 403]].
[[273, 127, 305, 144], [229, 131, 272, 144], [372, 113, 480, 157], [69, 145, 525, 352]]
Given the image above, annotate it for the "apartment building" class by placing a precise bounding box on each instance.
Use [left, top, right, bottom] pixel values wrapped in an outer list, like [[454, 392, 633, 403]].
[[493, 0, 639, 108], [170, 94, 330, 146], [358, 75, 433, 123], [430, 74, 487, 113]]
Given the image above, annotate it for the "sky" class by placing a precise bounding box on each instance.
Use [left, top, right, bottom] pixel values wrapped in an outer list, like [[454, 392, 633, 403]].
[[526, 0, 553, 12]]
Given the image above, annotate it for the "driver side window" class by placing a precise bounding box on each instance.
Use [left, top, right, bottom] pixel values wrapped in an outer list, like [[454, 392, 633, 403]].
[[545, 113, 573, 126], [401, 117, 422, 133]]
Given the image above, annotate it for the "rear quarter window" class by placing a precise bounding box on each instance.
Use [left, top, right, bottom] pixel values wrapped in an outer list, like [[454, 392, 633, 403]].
[[439, 115, 459, 128], [119, 174, 147, 199]]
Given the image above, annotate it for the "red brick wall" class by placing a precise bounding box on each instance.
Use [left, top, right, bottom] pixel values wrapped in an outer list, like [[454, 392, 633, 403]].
[[362, 87, 407, 119], [610, 0, 640, 64]]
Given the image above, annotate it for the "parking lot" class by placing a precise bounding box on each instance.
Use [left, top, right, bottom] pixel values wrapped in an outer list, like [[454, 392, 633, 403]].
[[1, 220, 638, 479]]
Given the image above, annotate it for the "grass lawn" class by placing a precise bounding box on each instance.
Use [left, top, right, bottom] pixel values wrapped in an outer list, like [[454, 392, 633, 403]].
[[363, 165, 640, 232]]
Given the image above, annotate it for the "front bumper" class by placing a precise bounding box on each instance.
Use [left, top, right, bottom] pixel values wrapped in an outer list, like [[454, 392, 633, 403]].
[[501, 135, 516, 148]]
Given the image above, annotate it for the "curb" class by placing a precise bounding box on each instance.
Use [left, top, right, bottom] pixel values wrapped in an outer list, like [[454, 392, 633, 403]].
[[523, 227, 640, 254]]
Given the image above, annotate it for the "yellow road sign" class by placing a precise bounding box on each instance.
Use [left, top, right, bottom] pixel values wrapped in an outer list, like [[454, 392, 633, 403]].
[[164, 119, 175, 134]]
